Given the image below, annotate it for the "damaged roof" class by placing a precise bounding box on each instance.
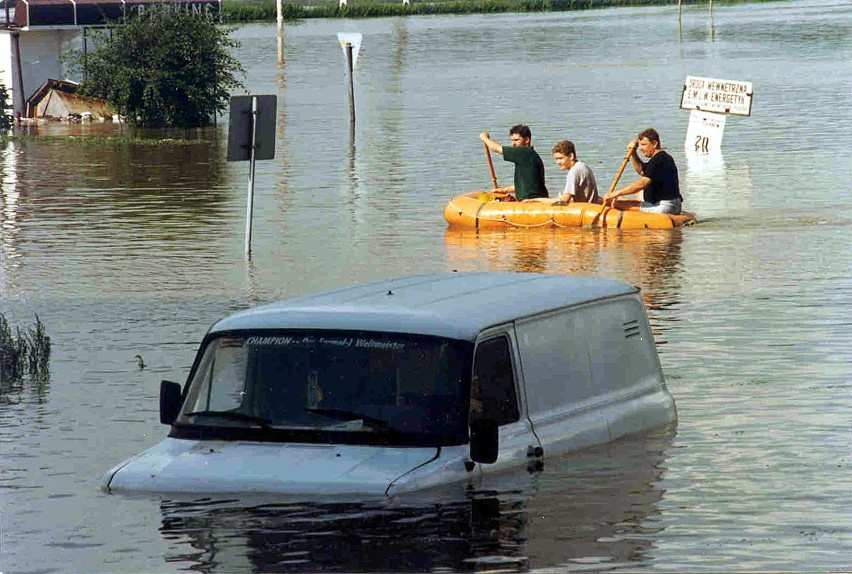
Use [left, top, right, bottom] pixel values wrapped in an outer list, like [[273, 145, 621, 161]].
[[13, 0, 221, 29], [26, 78, 115, 119]]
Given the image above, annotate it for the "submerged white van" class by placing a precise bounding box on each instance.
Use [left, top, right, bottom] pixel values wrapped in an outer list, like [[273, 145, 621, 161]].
[[102, 272, 676, 496]]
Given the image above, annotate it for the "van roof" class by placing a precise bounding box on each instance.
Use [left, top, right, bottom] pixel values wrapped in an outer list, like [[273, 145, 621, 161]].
[[210, 272, 638, 341]]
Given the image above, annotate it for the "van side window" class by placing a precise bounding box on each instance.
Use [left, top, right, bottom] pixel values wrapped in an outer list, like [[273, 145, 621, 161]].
[[471, 336, 520, 426]]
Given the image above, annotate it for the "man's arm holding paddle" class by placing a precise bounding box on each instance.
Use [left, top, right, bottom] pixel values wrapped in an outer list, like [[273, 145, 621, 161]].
[[628, 138, 645, 175], [604, 176, 650, 202], [479, 132, 515, 195], [602, 139, 648, 205]]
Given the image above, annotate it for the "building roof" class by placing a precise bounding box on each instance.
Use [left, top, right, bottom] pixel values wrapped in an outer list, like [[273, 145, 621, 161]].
[[13, 0, 220, 29], [27, 78, 115, 118], [210, 272, 639, 341]]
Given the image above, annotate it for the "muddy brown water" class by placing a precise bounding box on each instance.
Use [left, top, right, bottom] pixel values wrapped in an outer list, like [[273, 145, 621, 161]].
[[1, 1, 850, 571]]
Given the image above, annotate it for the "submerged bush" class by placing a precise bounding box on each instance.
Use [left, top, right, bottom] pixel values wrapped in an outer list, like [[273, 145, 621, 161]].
[[0, 314, 51, 381]]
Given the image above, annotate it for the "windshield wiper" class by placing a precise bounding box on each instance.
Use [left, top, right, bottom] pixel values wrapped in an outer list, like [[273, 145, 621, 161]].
[[184, 410, 273, 429], [306, 407, 394, 432]]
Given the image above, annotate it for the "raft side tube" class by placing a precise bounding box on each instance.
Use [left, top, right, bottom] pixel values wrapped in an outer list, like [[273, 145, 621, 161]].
[[444, 192, 696, 229]]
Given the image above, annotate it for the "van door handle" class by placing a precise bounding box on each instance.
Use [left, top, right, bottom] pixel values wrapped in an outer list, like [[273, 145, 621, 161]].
[[526, 445, 543, 458]]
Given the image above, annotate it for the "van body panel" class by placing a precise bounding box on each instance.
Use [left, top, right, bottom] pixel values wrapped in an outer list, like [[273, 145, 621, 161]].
[[513, 294, 675, 458], [387, 445, 477, 494], [606, 386, 678, 439], [519, 400, 612, 456], [103, 438, 438, 495]]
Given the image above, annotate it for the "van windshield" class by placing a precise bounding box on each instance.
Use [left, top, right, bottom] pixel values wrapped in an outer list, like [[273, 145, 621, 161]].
[[176, 331, 473, 444]]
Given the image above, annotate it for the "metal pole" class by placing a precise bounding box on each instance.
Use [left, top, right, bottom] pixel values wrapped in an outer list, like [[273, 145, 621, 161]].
[[345, 42, 355, 127], [245, 96, 258, 257]]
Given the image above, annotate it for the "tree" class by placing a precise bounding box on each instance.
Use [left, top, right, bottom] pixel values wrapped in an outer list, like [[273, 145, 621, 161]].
[[70, 7, 245, 127], [0, 76, 13, 133]]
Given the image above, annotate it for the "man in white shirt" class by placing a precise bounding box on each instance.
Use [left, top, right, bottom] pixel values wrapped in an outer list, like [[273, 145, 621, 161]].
[[531, 140, 599, 204]]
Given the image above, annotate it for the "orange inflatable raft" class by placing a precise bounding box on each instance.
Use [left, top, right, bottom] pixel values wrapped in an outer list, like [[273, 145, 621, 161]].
[[444, 191, 697, 230]]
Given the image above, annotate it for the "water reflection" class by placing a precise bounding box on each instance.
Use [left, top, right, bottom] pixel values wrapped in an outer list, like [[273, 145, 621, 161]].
[[445, 227, 600, 275], [14, 120, 125, 139], [277, 22, 285, 68], [709, 2, 716, 42], [444, 228, 684, 302], [346, 121, 357, 198], [0, 372, 51, 407], [367, 18, 408, 215], [1, 133, 231, 242], [156, 427, 674, 573], [0, 140, 21, 268], [683, 149, 755, 219], [276, 28, 290, 200]]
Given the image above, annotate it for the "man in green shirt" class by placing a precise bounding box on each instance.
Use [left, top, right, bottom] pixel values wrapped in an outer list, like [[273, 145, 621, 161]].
[[479, 124, 549, 201]]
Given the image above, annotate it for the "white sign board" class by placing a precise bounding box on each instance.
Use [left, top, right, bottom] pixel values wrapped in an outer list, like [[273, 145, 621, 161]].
[[685, 109, 726, 154], [337, 32, 363, 69], [681, 75, 753, 116]]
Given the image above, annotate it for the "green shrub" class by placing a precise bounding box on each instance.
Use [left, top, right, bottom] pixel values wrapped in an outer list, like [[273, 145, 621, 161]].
[[67, 7, 245, 127], [0, 76, 13, 133]]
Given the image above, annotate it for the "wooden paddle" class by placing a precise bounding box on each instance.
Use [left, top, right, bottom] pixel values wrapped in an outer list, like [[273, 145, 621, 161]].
[[593, 140, 638, 227], [484, 141, 499, 190]]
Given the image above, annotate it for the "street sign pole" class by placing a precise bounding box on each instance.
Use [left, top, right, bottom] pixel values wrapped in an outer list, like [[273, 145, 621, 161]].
[[337, 32, 362, 128], [245, 96, 258, 257], [345, 42, 355, 127], [227, 94, 277, 259]]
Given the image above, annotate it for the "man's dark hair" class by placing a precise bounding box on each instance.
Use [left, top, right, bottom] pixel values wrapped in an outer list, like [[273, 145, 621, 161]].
[[552, 140, 576, 157], [509, 124, 532, 140], [638, 128, 660, 145]]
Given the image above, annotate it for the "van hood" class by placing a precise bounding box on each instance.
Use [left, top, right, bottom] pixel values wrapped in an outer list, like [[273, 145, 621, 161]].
[[102, 438, 439, 495]]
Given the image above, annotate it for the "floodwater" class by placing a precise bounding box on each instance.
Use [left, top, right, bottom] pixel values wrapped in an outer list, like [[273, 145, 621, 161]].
[[1, 0, 851, 571]]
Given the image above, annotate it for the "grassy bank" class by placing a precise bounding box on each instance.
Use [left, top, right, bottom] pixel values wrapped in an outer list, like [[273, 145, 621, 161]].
[[222, 0, 720, 22]]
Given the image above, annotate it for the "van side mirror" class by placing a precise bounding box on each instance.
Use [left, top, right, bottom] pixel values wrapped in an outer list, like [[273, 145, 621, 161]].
[[469, 419, 498, 464], [159, 380, 183, 425]]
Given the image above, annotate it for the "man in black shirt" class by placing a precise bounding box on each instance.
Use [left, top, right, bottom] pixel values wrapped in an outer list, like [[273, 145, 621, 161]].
[[602, 128, 683, 215]]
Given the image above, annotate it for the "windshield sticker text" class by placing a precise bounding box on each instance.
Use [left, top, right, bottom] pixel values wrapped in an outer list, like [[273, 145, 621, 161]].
[[246, 335, 406, 350]]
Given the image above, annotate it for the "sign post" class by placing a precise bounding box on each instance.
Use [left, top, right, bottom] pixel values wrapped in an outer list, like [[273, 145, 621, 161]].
[[680, 75, 752, 154], [337, 33, 362, 126], [685, 109, 727, 154], [227, 94, 277, 257]]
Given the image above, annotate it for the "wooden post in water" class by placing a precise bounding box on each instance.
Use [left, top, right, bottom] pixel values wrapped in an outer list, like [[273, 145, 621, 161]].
[[345, 42, 355, 127], [276, 0, 284, 66]]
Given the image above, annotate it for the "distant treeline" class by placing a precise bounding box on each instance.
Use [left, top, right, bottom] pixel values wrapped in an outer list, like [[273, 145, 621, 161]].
[[222, 0, 726, 22]]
